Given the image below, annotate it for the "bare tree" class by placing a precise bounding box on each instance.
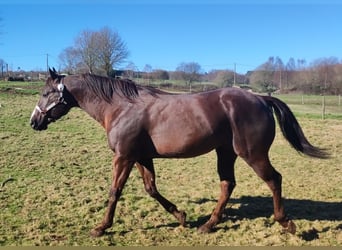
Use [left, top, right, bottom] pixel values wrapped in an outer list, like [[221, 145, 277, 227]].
[[58, 46, 81, 74], [124, 62, 137, 79], [0, 18, 6, 77], [0, 58, 6, 77], [74, 29, 99, 74], [274, 57, 284, 91], [311, 57, 339, 93], [143, 64, 153, 84], [61, 27, 129, 76], [97, 27, 129, 76], [285, 57, 297, 89], [151, 69, 169, 81], [176, 62, 202, 84], [253, 57, 277, 93], [250, 56, 342, 94], [210, 70, 235, 87]]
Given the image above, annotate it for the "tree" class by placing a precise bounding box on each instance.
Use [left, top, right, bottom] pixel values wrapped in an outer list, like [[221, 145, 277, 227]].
[[151, 69, 169, 80], [297, 58, 306, 70], [124, 62, 137, 79], [251, 57, 277, 93], [285, 57, 297, 89], [210, 70, 235, 87], [286, 58, 296, 71], [274, 57, 284, 91], [75, 29, 99, 74], [0, 18, 5, 78], [58, 46, 81, 74], [176, 62, 202, 84], [0, 58, 6, 77], [143, 64, 153, 84], [97, 27, 129, 76], [311, 57, 339, 94], [60, 27, 129, 76]]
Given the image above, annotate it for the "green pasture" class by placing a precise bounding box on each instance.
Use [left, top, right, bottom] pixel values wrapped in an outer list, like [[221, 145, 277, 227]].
[[0, 83, 341, 246], [275, 94, 342, 120]]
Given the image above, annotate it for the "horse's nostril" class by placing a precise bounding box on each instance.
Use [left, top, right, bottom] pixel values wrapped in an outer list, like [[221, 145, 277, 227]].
[[30, 120, 37, 129]]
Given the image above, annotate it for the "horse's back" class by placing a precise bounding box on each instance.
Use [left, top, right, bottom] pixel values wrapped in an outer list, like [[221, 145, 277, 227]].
[[141, 87, 274, 159]]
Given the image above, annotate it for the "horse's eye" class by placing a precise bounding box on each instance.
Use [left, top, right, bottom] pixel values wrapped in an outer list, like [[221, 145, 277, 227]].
[[42, 89, 57, 97]]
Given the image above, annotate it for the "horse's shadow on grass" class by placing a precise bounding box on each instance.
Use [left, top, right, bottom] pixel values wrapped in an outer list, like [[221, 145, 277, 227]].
[[143, 196, 342, 242], [192, 195, 342, 223]]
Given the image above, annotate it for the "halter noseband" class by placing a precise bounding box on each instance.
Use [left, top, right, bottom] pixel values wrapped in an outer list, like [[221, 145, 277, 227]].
[[34, 80, 67, 115]]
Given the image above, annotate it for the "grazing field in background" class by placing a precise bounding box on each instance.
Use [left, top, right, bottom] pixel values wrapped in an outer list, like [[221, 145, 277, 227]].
[[0, 82, 341, 246]]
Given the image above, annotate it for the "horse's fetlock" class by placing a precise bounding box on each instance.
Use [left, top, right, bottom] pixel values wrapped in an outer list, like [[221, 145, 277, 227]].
[[274, 214, 287, 223], [90, 227, 106, 237]]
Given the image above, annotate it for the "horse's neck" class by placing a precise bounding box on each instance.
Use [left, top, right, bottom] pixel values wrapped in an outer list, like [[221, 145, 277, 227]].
[[67, 84, 121, 127]]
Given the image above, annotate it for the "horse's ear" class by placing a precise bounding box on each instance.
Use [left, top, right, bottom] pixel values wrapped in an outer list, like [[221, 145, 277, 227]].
[[49, 67, 59, 80]]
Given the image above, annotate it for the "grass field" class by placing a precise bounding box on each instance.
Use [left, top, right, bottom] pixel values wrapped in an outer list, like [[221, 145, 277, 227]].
[[0, 83, 341, 246]]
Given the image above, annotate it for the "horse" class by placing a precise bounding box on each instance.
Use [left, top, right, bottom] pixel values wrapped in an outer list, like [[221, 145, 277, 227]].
[[30, 68, 328, 237]]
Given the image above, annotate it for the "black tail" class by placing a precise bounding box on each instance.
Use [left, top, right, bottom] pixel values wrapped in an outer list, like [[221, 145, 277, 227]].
[[262, 96, 330, 159]]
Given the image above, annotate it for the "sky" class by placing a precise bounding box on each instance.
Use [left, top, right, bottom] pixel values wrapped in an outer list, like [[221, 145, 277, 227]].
[[0, 0, 342, 74]]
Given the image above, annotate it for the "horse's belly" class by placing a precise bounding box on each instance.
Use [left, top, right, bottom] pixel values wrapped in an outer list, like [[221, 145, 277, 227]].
[[152, 132, 227, 158]]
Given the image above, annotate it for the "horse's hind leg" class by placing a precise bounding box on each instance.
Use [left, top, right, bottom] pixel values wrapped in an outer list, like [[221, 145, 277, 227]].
[[136, 160, 186, 226], [198, 146, 237, 233], [244, 155, 296, 234]]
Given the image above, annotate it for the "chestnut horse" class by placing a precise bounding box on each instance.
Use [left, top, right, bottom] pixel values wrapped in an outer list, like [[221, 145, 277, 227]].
[[30, 68, 328, 237]]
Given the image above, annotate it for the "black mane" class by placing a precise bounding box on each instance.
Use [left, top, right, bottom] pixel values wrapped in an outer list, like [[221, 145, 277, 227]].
[[82, 74, 139, 103]]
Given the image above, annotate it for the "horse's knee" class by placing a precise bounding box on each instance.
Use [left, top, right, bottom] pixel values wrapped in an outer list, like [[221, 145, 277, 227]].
[[221, 180, 236, 194]]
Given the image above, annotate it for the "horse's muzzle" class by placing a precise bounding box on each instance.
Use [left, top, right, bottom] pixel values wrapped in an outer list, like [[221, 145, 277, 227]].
[[30, 119, 48, 131]]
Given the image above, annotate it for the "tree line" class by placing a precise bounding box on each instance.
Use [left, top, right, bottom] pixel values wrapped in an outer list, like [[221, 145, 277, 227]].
[[1, 25, 341, 95], [57, 26, 341, 94], [248, 56, 342, 95]]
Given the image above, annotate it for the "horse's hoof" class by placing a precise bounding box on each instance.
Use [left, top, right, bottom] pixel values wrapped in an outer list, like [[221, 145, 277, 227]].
[[176, 210, 187, 227], [90, 228, 105, 237], [198, 224, 212, 234], [285, 220, 296, 234]]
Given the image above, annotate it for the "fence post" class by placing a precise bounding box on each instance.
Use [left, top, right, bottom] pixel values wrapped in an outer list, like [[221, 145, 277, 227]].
[[322, 95, 325, 120]]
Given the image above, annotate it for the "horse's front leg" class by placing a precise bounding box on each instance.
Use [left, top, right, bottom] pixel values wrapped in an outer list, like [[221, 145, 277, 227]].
[[90, 155, 134, 237]]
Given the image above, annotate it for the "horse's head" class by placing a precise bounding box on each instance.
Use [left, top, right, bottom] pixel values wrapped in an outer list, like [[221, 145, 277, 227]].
[[30, 68, 73, 130]]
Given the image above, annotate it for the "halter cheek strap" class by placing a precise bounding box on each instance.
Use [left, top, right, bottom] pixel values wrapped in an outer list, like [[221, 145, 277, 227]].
[[57, 82, 64, 92], [35, 80, 67, 115]]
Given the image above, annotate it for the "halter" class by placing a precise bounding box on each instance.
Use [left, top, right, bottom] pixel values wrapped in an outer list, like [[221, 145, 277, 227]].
[[34, 79, 67, 115]]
